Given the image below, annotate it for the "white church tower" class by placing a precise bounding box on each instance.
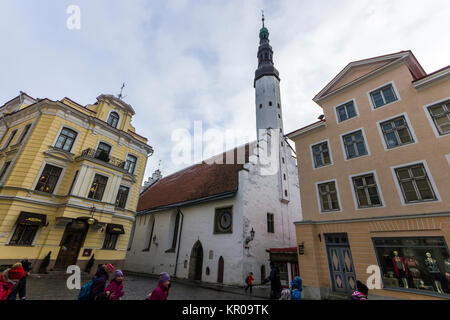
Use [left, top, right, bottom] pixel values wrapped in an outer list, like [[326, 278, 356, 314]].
[[254, 14, 290, 203]]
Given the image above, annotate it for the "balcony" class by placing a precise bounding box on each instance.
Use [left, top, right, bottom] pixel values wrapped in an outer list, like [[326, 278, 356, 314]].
[[76, 148, 126, 171]]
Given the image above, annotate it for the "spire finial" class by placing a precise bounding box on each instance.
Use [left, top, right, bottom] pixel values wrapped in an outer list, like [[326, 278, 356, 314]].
[[118, 82, 126, 100], [262, 10, 265, 27]]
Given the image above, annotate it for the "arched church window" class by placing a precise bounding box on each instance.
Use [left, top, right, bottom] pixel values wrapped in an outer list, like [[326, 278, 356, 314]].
[[107, 112, 119, 128], [264, 52, 268, 59], [277, 103, 280, 109]]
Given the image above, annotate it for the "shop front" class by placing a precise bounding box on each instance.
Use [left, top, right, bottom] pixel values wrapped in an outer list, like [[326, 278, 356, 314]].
[[266, 247, 299, 287]]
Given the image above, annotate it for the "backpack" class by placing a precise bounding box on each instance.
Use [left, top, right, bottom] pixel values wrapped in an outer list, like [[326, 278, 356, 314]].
[[245, 276, 249, 284], [78, 280, 94, 300], [291, 289, 301, 300]]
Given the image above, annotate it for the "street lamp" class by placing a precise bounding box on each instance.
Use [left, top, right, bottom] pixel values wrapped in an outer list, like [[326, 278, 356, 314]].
[[88, 206, 96, 225], [245, 227, 256, 246]]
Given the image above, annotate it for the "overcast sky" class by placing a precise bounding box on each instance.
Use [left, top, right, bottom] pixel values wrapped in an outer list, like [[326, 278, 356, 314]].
[[1, 0, 449, 180]]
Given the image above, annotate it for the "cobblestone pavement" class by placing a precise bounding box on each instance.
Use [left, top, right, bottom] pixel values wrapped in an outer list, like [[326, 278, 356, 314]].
[[26, 274, 268, 300]]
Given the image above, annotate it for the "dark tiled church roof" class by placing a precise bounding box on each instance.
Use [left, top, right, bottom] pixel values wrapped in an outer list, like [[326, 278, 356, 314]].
[[137, 144, 251, 213]]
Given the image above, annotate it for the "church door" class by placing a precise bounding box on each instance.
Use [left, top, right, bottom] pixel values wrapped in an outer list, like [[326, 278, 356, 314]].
[[189, 240, 204, 281], [54, 220, 89, 269], [217, 256, 224, 283]]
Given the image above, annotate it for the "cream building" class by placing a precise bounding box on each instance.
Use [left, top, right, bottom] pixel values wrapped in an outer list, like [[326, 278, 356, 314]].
[[287, 51, 450, 300]]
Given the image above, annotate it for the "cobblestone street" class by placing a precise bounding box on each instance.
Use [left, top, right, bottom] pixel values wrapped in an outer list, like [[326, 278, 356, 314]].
[[26, 273, 269, 300]]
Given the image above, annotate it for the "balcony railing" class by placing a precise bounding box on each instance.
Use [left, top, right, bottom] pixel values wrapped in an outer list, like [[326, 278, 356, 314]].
[[77, 148, 126, 170]]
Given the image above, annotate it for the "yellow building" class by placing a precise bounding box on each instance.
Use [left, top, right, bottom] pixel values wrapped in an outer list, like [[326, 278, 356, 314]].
[[287, 51, 450, 300], [0, 92, 153, 273]]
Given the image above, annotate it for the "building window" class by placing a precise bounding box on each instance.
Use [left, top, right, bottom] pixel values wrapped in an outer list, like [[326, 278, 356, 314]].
[[370, 84, 398, 108], [54, 127, 77, 152], [9, 224, 39, 246], [143, 218, 155, 251], [3, 129, 17, 149], [259, 104, 262, 109], [214, 207, 233, 234], [342, 130, 368, 159], [373, 237, 450, 295], [35, 164, 63, 194], [17, 124, 32, 145], [318, 181, 340, 212], [269, 101, 272, 106], [395, 164, 437, 203], [103, 232, 119, 250], [107, 112, 120, 128], [0, 161, 12, 182], [171, 211, 181, 249], [124, 154, 137, 174], [88, 174, 109, 201], [95, 142, 111, 161], [115, 185, 130, 209], [336, 101, 357, 122], [352, 174, 382, 208], [267, 213, 274, 233], [283, 173, 286, 181], [380, 116, 414, 148], [277, 103, 280, 109], [312, 141, 331, 168], [427, 100, 450, 135]]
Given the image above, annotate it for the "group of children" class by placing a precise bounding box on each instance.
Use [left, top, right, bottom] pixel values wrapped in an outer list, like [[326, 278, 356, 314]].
[[0, 260, 32, 300]]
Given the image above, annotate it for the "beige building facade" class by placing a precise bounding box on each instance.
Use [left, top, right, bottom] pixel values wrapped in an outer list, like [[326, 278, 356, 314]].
[[288, 51, 450, 300]]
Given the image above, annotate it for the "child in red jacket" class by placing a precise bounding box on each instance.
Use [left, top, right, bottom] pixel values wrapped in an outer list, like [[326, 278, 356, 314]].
[[105, 269, 125, 300], [0, 263, 25, 300]]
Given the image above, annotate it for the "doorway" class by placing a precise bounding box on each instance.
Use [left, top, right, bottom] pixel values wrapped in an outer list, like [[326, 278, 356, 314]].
[[217, 256, 224, 283], [188, 240, 203, 281], [325, 233, 357, 292], [54, 219, 89, 269]]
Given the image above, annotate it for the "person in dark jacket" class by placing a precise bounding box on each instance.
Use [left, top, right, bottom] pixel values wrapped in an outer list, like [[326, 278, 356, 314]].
[[264, 262, 283, 300], [350, 280, 369, 300], [89, 264, 114, 301], [7, 259, 32, 300]]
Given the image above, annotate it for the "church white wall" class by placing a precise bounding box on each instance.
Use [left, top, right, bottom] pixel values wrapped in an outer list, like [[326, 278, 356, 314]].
[[255, 76, 283, 131], [124, 197, 247, 286]]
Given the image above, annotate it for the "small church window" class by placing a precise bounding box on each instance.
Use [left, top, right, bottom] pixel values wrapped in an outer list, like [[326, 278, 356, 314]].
[[278, 103, 280, 109], [285, 190, 288, 197], [283, 174, 286, 181], [282, 157, 285, 164], [278, 114, 281, 119], [269, 101, 272, 106], [259, 104, 262, 109]]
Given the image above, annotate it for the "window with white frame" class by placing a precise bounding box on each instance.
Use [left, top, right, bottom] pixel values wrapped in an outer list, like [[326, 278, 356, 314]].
[[317, 181, 340, 212], [370, 84, 398, 108], [352, 174, 382, 208], [380, 116, 414, 148], [107, 111, 120, 128], [124, 154, 137, 174], [115, 185, 130, 209], [35, 164, 63, 194], [54, 127, 77, 152], [336, 101, 357, 122], [427, 100, 450, 135], [312, 141, 331, 168], [342, 130, 368, 159], [395, 164, 437, 203], [88, 174, 108, 201]]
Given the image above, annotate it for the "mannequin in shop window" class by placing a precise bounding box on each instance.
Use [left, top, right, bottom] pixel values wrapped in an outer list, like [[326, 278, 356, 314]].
[[404, 256, 421, 289], [392, 251, 409, 288], [424, 252, 444, 294]]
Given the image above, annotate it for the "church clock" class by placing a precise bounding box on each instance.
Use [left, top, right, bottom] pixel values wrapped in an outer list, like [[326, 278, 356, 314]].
[[214, 207, 233, 234]]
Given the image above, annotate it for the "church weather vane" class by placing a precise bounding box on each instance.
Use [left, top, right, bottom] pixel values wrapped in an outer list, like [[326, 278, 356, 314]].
[[118, 83, 127, 100]]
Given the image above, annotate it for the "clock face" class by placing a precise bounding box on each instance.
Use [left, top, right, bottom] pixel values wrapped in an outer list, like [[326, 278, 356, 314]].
[[219, 212, 232, 230]]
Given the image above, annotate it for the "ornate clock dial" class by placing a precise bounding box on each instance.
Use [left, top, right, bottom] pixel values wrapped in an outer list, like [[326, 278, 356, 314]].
[[219, 212, 232, 230]]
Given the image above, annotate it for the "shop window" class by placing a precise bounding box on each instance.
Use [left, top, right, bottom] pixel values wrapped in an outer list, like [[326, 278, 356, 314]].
[[311, 141, 331, 168], [102, 224, 125, 250], [342, 130, 368, 159], [317, 181, 340, 212], [124, 154, 137, 174], [370, 84, 398, 108], [88, 174, 108, 201], [267, 213, 274, 233], [54, 127, 77, 152], [427, 100, 450, 135], [35, 164, 63, 194], [394, 163, 437, 203], [9, 212, 46, 246], [380, 116, 414, 148], [115, 185, 130, 209], [107, 112, 120, 128], [373, 237, 450, 295], [352, 173, 382, 208]]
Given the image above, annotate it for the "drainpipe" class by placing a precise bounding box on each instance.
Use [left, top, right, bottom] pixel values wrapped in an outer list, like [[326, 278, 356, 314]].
[[173, 207, 184, 278]]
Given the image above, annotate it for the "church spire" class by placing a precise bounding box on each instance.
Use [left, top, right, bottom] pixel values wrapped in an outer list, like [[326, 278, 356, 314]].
[[254, 12, 279, 87]]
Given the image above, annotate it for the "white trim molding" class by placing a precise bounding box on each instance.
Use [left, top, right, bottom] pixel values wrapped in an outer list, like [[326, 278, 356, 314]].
[[376, 112, 418, 151], [348, 170, 385, 211], [390, 160, 442, 206], [315, 178, 343, 214]]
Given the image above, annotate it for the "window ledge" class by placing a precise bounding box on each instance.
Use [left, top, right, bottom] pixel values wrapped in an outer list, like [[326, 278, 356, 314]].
[[5, 244, 35, 247]]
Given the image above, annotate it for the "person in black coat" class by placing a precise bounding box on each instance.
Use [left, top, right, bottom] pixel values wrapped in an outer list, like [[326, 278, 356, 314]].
[[264, 262, 283, 300], [89, 264, 114, 300]]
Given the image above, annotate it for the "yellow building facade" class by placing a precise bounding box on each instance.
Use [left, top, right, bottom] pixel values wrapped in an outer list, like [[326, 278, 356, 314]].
[[0, 92, 153, 273], [288, 51, 450, 300]]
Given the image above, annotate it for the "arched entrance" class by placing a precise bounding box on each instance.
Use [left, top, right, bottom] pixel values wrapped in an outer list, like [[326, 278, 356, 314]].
[[189, 240, 203, 281], [217, 256, 224, 283], [54, 219, 89, 269]]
